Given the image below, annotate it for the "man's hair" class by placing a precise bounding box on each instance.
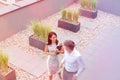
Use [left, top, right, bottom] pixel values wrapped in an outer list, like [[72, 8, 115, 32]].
[[64, 40, 75, 50]]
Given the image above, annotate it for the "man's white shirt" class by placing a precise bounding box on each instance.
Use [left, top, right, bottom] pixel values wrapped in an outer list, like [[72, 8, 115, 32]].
[[61, 48, 85, 76]]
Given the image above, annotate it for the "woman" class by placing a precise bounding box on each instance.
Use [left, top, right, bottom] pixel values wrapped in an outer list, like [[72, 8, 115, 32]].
[[44, 32, 64, 80]]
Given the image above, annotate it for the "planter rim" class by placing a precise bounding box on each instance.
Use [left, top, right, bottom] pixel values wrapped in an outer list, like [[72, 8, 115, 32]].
[[30, 35, 46, 43], [0, 66, 15, 76], [59, 18, 80, 25], [58, 19, 80, 32], [80, 7, 97, 12]]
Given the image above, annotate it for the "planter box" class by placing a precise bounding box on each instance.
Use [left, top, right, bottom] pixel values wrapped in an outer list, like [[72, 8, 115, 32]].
[[58, 19, 80, 32], [80, 8, 97, 19], [0, 67, 16, 80], [29, 35, 46, 50]]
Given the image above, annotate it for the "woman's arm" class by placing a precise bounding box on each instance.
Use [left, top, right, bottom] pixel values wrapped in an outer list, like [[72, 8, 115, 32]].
[[44, 44, 56, 55]]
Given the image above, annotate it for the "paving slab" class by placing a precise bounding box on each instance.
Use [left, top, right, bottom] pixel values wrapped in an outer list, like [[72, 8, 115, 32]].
[[4, 46, 47, 77], [79, 25, 120, 80]]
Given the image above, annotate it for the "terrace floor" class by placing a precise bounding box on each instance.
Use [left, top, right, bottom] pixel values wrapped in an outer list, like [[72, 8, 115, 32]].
[[0, 3, 120, 80]]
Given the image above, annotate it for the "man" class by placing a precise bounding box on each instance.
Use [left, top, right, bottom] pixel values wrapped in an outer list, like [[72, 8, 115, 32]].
[[60, 40, 85, 80]]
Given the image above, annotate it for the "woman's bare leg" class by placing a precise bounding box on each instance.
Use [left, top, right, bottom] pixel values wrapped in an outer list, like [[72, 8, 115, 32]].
[[58, 72, 62, 80], [49, 75, 53, 80]]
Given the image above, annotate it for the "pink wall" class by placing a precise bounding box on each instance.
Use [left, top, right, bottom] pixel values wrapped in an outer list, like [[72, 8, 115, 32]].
[[0, 0, 76, 41]]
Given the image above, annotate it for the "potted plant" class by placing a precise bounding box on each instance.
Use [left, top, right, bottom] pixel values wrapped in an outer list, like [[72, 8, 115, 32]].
[[29, 20, 52, 50], [80, 0, 97, 18], [61, 8, 67, 20], [73, 10, 79, 23], [58, 9, 80, 32], [0, 50, 16, 80]]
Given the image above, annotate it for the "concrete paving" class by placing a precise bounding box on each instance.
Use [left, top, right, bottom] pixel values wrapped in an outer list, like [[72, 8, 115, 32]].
[[79, 25, 120, 80], [4, 46, 47, 77]]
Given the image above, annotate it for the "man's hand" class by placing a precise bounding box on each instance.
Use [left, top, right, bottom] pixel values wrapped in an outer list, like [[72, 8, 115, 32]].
[[72, 75, 77, 80]]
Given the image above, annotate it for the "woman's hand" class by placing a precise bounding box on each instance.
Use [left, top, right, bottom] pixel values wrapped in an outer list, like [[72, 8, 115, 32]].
[[54, 49, 59, 54]]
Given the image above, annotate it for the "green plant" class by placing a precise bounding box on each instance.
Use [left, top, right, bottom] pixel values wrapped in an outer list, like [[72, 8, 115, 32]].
[[31, 20, 52, 41], [66, 10, 73, 21], [61, 8, 67, 20], [81, 0, 86, 8], [61, 9, 80, 23], [73, 10, 79, 23], [88, 0, 92, 10], [80, 0, 97, 10], [85, 0, 89, 9], [31, 20, 41, 37], [0, 50, 8, 72], [92, 0, 97, 10], [0, 51, 2, 69]]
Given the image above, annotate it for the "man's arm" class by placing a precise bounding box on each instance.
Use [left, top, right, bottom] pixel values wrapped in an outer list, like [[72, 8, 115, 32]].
[[75, 56, 85, 77]]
